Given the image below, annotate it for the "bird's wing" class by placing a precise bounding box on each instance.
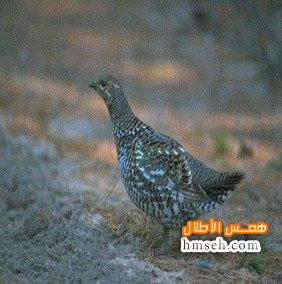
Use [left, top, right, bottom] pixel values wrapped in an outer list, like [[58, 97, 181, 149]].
[[129, 138, 206, 202]]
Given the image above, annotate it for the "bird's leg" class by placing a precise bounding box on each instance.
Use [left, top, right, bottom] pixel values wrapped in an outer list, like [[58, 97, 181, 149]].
[[163, 226, 169, 238], [157, 226, 179, 253]]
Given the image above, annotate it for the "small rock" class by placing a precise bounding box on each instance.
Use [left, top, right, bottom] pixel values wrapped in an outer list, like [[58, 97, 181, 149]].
[[79, 213, 103, 227], [276, 272, 282, 284], [24, 209, 49, 239], [197, 259, 213, 269], [238, 268, 254, 279], [90, 213, 103, 226], [239, 143, 253, 159]]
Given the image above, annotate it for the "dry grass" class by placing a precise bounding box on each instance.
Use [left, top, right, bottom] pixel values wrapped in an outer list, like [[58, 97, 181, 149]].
[[79, 153, 281, 281], [83, 190, 164, 250]]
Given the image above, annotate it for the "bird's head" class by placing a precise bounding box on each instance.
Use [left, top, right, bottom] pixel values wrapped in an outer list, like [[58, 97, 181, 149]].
[[89, 73, 123, 106]]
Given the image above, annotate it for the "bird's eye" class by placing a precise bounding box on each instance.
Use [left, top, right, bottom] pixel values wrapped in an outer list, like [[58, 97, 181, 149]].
[[99, 79, 107, 88]]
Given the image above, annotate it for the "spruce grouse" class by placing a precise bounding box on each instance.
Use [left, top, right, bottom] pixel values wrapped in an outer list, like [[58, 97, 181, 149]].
[[89, 74, 244, 232]]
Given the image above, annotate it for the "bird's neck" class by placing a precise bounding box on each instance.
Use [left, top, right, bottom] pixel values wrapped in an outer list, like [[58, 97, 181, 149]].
[[108, 97, 140, 135]]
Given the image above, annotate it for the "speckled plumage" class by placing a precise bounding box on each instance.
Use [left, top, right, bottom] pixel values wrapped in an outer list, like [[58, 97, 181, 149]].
[[90, 74, 245, 229]]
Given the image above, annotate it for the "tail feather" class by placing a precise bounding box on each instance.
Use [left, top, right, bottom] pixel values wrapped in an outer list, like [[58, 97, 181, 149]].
[[193, 171, 245, 213], [207, 171, 245, 204], [218, 171, 245, 186]]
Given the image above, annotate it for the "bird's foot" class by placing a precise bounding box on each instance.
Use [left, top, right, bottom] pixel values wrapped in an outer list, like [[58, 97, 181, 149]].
[[155, 228, 180, 255]]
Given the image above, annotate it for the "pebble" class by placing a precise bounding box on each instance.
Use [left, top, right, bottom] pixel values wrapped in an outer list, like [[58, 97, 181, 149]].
[[276, 272, 282, 284], [197, 259, 213, 269]]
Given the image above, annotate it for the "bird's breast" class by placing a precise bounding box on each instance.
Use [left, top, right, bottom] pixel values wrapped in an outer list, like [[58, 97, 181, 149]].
[[117, 146, 129, 179]]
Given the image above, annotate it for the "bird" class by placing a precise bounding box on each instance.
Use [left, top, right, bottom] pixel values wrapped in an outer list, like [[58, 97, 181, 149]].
[[89, 73, 245, 250]]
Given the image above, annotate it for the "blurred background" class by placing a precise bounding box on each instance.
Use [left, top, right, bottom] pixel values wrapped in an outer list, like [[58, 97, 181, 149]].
[[0, 0, 281, 282]]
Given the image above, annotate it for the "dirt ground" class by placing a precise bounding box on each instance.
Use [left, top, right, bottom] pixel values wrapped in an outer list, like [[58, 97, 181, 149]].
[[0, 0, 281, 282]]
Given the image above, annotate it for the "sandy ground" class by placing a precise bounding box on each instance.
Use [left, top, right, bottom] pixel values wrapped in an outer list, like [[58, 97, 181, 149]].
[[0, 127, 189, 282]]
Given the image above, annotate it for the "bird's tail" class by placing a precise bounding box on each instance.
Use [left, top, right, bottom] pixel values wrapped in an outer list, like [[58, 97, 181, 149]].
[[207, 171, 245, 204], [194, 171, 245, 213]]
